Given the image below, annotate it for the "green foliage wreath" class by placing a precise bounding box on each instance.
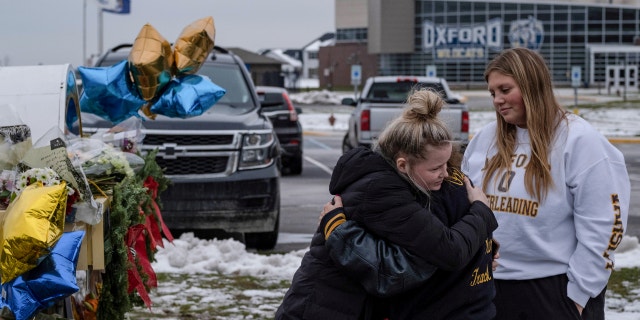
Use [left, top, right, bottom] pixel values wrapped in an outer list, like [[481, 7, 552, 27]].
[[97, 150, 170, 320]]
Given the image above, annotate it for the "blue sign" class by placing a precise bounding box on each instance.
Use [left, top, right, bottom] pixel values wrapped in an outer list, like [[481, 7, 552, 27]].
[[571, 66, 581, 87], [426, 65, 437, 77], [351, 65, 362, 85]]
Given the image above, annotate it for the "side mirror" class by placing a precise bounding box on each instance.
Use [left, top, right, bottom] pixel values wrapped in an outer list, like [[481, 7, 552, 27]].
[[295, 107, 303, 114], [445, 98, 460, 104], [341, 97, 357, 106]]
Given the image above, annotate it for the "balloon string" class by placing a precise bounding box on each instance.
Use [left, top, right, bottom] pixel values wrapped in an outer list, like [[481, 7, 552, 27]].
[[141, 103, 157, 120]]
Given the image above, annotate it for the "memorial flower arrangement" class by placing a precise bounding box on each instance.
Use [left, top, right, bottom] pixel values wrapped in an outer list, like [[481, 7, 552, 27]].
[[80, 147, 135, 178], [68, 138, 143, 198]]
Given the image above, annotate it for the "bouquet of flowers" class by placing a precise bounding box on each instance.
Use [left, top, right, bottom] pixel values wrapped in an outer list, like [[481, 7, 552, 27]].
[[13, 168, 73, 196], [68, 138, 144, 196], [11, 167, 78, 216]]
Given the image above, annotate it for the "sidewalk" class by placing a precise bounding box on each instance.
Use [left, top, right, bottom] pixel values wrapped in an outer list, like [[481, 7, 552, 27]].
[[458, 87, 640, 106]]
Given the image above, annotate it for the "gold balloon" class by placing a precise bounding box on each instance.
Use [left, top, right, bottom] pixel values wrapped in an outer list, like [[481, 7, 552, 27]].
[[128, 23, 174, 101], [0, 182, 67, 284], [173, 16, 216, 76]]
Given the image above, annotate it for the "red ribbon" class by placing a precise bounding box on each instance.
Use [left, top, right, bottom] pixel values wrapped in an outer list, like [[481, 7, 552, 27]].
[[143, 176, 174, 244], [125, 224, 157, 308], [143, 210, 160, 249]]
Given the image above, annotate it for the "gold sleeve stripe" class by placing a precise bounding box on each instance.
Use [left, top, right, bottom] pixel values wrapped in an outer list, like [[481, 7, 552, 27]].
[[446, 167, 465, 186], [324, 213, 346, 240]]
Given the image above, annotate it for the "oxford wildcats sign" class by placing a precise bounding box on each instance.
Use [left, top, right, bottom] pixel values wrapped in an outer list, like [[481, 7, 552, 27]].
[[423, 17, 544, 61]]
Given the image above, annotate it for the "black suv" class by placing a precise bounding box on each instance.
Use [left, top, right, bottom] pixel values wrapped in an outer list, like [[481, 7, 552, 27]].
[[256, 86, 303, 175], [82, 44, 282, 250]]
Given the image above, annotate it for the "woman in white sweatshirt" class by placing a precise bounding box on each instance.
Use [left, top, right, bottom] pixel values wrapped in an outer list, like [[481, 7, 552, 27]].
[[462, 47, 630, 320]]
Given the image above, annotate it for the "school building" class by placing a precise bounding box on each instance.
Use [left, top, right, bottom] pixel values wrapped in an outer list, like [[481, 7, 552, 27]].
[[319, 0, 640, 91]]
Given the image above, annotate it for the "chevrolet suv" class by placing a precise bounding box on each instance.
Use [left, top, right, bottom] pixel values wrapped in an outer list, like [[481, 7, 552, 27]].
[[82, 44, 282, 250]]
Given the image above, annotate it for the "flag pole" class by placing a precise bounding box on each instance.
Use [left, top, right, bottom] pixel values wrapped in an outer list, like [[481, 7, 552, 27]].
[[98, 7, 104, 56], [83, 0, 86, 66]]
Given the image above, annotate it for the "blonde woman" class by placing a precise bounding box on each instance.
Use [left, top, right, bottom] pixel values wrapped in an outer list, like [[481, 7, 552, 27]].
[[462, 47, 630, 319], [276, 89, 498, 320]]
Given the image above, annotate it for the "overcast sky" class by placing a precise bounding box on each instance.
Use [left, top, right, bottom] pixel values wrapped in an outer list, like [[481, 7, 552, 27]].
[[0, 0, 335, 68]]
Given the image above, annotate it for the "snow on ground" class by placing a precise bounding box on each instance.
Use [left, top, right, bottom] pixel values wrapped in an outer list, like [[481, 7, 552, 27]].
[[144, 234, 640, 319], [153, 235, 640, 280]]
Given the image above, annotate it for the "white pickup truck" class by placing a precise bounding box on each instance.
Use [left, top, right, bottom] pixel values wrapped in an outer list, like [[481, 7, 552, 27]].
[[341, 76, 469, 153]]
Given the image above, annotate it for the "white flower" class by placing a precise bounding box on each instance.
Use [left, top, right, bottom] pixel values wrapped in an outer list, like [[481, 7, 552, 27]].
[[13, 167, 74, 197]]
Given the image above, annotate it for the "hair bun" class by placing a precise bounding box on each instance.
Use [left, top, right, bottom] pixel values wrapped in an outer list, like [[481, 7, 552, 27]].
[[403, 89, 443, 121]]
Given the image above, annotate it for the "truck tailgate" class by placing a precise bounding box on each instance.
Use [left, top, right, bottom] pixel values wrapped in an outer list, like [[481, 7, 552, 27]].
[[369, 104, 466, 141], [369, 104, 404, 137]]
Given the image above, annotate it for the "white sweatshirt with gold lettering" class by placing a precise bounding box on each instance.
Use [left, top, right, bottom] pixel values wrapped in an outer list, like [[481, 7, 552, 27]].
[[462, 113, 630, 308]]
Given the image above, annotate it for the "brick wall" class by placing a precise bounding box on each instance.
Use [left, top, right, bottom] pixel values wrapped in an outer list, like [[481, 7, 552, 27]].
[[318, 43, 378, 89]]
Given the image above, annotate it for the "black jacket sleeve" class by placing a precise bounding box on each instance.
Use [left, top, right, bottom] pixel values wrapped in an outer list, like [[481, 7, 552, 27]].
[[322, 220, 437, 297]]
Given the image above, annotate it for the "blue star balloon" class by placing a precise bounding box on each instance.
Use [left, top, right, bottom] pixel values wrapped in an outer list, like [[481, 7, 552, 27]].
[[150, 74, 226, 118], [2, 231, 85, 320], [79, 60, 146, 124]]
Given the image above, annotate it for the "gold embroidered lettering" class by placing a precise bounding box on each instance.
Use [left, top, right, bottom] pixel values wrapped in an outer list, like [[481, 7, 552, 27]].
[[470, 265, 492, 286], [445, 168, 465, 186], [603, 194, 624, 270], [485, 238, 493, 254]]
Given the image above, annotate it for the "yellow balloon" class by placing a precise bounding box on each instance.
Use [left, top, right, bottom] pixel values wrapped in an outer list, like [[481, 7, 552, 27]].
[[128, 23, 174, 101], [0, 182, 67, 284], [173, 16, 216, 76]]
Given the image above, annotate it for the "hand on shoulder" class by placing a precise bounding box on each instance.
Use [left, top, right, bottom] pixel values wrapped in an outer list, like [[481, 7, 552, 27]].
[[464, 176, 489, 207]]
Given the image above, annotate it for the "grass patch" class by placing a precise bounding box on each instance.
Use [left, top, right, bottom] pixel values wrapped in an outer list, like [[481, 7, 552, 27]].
[[608, 267, 640, 298], [126, 273, 291, 319]]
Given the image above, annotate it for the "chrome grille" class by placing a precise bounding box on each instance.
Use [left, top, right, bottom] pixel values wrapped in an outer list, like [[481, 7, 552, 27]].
[[143, 134, 234, 146], [155, 156, 229, 175], [139, 130, 241, 176]]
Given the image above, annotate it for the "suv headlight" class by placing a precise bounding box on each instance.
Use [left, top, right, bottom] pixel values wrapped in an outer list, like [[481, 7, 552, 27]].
[[239, 132, 277, 170]]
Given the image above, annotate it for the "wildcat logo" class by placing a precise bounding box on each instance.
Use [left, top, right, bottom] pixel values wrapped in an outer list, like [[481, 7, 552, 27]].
[[509, 16, 544, 50]]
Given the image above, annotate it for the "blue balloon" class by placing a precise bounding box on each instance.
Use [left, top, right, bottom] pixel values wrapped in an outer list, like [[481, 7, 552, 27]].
[[150, 75, 226, 118], [1, 231, 85, 320], [79, 60, 146, 124]]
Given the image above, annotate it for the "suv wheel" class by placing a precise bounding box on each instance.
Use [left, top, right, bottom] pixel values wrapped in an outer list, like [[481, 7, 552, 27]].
[[342, 133, 353, 154], [244, 199, 280, 250], [288, 155, 303, 175]]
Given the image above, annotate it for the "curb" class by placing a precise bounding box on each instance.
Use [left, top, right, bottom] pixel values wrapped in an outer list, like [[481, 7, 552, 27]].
[[608, 137, 640, 144], [466, 134, 640, 144], [303, 130, 344, 137]]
